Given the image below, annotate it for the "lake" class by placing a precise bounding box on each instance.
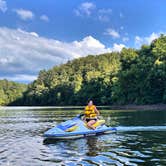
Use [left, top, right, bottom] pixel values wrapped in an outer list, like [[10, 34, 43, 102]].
[[0, 107, 166, 166]]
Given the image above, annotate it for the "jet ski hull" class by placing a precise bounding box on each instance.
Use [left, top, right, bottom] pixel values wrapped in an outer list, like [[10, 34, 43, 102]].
[[44, 116, 117, 140]]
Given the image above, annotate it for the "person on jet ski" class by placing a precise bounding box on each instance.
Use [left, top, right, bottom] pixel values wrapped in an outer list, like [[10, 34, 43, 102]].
[[84, 100, 100, 130]]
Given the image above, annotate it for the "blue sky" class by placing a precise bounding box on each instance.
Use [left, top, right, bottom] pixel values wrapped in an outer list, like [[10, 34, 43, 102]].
[[0, 0, 165, 83]]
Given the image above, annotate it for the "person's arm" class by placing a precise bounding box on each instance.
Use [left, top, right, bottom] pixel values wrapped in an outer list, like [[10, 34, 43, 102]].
[[94, 106, 100, 116]]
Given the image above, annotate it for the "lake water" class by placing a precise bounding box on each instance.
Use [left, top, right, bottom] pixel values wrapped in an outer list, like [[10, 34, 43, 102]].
[[0, 107, 166, 166]]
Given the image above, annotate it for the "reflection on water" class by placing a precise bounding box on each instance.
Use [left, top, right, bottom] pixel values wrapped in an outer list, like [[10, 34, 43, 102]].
[[0, 107, 166, 165], [86, 137, 99, 156]]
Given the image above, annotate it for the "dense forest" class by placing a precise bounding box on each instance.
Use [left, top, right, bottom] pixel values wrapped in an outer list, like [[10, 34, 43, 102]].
[[0, 80, 27, 105], [5, 35, 166, 106]]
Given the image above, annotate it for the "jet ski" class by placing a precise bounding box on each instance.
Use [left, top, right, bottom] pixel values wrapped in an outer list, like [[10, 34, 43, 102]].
[[44, 114, 117, 140]]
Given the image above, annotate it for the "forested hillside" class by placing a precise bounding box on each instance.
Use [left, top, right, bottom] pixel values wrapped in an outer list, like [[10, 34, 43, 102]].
[[0, 80, 27, 105], [10, 35, 166, 106]]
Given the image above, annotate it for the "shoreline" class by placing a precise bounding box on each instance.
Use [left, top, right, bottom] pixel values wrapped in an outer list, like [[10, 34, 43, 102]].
[[1, 104, 166, 111]]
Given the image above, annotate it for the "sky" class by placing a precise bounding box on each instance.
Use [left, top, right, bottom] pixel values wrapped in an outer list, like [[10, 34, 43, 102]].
[[0, 0, 166, 83]]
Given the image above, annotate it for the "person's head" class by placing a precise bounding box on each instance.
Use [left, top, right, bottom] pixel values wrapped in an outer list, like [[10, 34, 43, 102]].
[[88, 100, 93, 106]]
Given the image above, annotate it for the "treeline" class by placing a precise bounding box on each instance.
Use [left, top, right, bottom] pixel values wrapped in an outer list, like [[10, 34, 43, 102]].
[[11, 35, 166, 106], [0, 79, 27, 105]]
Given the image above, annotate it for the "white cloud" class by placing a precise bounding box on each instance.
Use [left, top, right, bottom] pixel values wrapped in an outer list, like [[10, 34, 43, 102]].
[[14, 9, 34, 20], [135, 36, 143, 45], [16, 28, 39, 37], [0, 27, 113, 82], [98, 8, 112, 22], [105, 28, 120, 38], [145, 32, 159, 44], [29, 32, 39, 37], [0, 27, 127, 82], [98, 8, 112, 14], [98, 15, 110, 22], [111, 43, 125, 52], [135, 32, 161, 47], [74, 3, 113, 22], [74, 2, 96, 17], [72, 36, 111, 56], [0, 0, 7, 12], [122, 37, 129, 42], [40, 14, 49, 22], [0, 74, 37, 83]]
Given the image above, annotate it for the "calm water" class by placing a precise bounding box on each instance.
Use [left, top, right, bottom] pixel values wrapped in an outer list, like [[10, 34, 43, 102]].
[[0, 107, 166, 166]]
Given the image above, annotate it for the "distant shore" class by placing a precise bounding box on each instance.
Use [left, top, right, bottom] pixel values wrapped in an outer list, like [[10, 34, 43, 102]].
[[1, 104, 166, 111]]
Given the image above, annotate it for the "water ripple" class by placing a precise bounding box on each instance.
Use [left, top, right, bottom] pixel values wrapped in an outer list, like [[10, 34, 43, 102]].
[[0, 108, 166, 165]]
